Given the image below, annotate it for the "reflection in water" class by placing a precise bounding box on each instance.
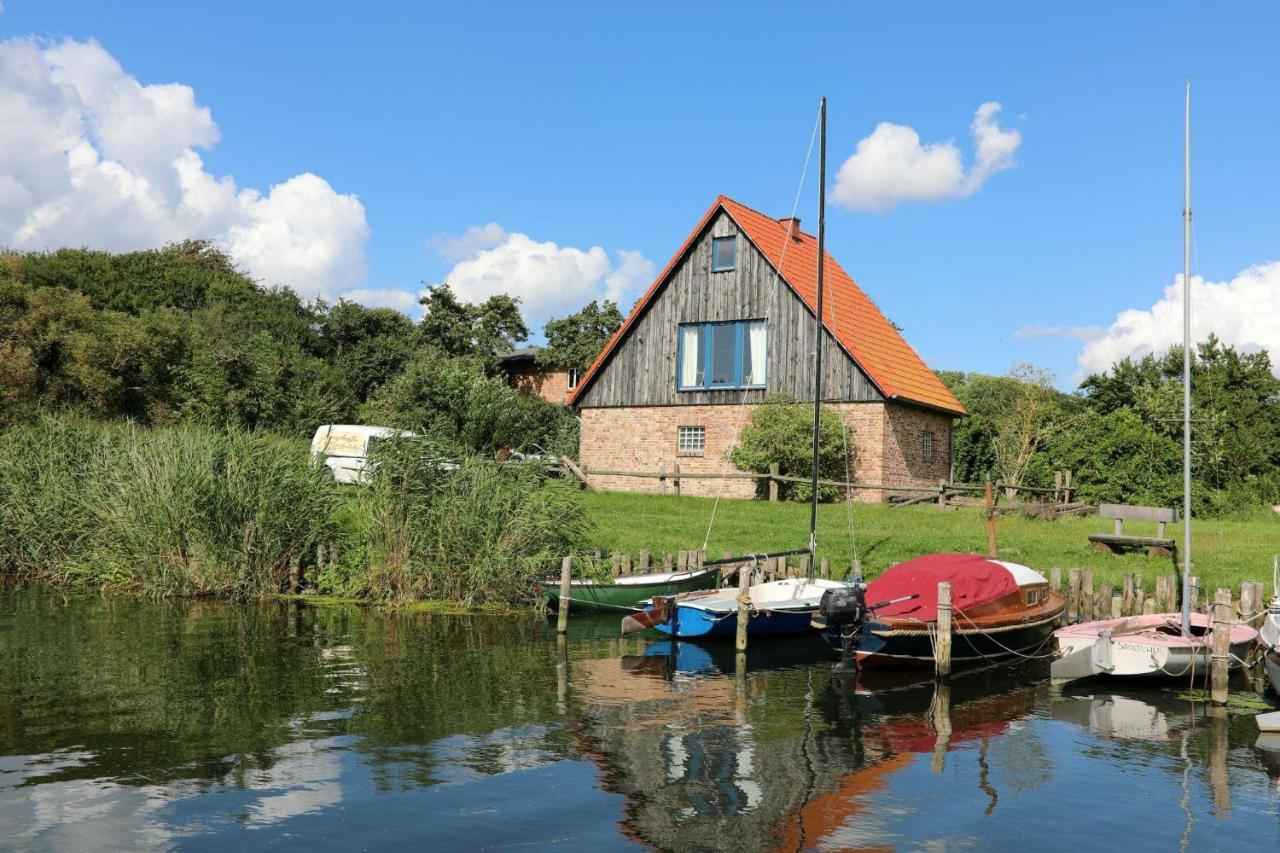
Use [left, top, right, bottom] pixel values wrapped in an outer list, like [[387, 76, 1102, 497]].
[[2, 587, 1279, 850]]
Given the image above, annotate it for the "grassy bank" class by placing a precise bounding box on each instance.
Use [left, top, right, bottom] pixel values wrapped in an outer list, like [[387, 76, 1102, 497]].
[[584, 491, 1280, 592]]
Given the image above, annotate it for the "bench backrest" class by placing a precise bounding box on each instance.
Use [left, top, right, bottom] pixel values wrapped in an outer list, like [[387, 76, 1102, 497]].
[[1099, 504, 1178, 523]]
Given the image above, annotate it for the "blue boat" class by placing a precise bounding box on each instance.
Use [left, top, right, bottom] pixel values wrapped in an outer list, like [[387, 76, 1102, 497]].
[[632, 577, 856, 640]]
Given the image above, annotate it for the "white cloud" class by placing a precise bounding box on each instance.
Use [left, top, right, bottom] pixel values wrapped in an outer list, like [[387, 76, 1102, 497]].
[[1074, 262, 1280, 379], [428, 227, 655, 330], [832, 102, 1021, 212], [340, 286, 420, 313], [0, 37, 369, 300]]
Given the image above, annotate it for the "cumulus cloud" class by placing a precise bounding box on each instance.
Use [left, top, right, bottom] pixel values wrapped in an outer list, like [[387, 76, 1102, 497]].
[[0, 37, 368, 299], [832, 102, 1021, 212], [427, 226, 655, 330], [340, 287, 421, 313], [1073, 262, 1280, 379]]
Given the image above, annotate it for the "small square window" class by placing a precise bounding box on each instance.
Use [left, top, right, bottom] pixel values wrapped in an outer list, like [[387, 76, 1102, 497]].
[[711, 236, 736, 272], [677, 425, 706, 455], [567, 367, 582, 390], [922, 431, 935, 461]]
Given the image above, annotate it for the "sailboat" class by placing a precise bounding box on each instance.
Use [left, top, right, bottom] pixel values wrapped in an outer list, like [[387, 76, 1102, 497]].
[[1051, 81, 1259, 682], [621, 96, 854, 639]]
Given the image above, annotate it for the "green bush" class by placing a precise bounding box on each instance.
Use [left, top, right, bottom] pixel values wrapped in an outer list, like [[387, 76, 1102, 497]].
[[729, 394, 849, 501]]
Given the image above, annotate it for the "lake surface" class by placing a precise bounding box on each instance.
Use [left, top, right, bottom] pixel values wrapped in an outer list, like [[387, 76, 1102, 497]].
[[1, 585, 1278, 851]]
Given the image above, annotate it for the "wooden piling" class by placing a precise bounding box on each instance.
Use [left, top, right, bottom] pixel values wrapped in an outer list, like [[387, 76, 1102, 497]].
[[289, 553, 301, 593], [610, 553, 622, 577], [936, 581, 952, 678], [1067, 568, 1082, 624], [1240, 581, 1258, 624], [316, 542, 327, 573], [1211, 587, 1231, 706], [735, 561, 752, 653], [1081, 570, 1095, 622], [638, 549, 651, 573], [556, 556, 573, 633], [1111, 592, 1123, 619], [1050, 567, 1062, 595], [1122, 574, 1135, 617], [820, 557, 830, 580], [1141, 591, 1154, 615], [799, 553, 811, 579], [1189, 575, 1201, 613], [662, 552, 673, 571], [1098, 584, 1113, 618]]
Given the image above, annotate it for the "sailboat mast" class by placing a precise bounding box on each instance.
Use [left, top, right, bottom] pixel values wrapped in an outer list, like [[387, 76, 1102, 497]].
[[808, 96, 827, 567], [1180, 79, 1193, 636]]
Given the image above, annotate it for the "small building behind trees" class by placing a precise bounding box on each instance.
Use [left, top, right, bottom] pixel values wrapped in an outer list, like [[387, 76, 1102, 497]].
[[566, 196, 966, 500], [498, 346, 581, 406]]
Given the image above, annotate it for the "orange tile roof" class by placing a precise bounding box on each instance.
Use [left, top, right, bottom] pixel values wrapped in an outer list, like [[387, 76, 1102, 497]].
[[567, 196, 965, 415]]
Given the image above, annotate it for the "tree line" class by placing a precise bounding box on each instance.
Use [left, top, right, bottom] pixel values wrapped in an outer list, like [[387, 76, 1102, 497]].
[[0, 242, 621, 459], [941, 337, 1280, 515]]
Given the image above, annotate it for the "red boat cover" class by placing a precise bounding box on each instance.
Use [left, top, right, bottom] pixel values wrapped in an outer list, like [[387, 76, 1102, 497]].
[[865, 553, 1018, 621]]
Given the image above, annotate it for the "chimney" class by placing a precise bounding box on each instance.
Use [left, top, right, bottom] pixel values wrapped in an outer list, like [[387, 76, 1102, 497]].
[[779, 217, 802, 242]]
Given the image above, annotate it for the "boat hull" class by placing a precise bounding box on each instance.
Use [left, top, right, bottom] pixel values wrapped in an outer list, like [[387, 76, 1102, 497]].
[[1053, 613, 1257, 680], [542, 569, 719, 613], [1265, 650, 1280, 696], [823, 613, 1061, 668], [654, 604, 818, 639]]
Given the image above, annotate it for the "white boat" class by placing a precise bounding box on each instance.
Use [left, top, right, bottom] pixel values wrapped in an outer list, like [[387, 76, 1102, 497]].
[[1259, 559, 1280, 695], [1051, 81, 1258, 682]]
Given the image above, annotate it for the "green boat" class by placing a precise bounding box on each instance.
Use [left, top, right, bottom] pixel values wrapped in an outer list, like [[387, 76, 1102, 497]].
[[542, 568, 721, 613]]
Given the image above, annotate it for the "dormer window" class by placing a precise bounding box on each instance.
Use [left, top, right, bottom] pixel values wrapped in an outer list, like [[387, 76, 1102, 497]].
[[711, 236, 736, 272]]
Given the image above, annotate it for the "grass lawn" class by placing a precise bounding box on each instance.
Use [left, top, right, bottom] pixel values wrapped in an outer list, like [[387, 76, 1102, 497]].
[[583, 491, 1280, 593]]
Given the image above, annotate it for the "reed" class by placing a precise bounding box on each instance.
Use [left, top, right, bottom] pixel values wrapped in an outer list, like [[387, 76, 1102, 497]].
[[0, 415, 336, 596]]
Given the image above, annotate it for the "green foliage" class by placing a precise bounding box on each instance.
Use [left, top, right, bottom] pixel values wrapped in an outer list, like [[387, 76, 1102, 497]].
[[0, 415, 337, 596], [361, 347, 579, 457], [537, 299, 623, 369], [728, 394, 848, 501], [320, 300, 417, 401], [346, 439, 593, 604], [418, 283, 528, 367]]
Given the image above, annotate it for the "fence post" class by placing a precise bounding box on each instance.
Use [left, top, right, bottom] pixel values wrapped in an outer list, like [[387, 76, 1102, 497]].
[[556, 556, 573, 634], [1053, 470, 1063, 505], [673, 462, 681, 497], [937, 478, 947, 508], [769, 463, 779, 502], [936, 581, 952, 678], [1081, 570, 1095, 622], [1064, 470, 1074, 504], [984, 481, 997, 558], [1211, 588, 1231, 705]]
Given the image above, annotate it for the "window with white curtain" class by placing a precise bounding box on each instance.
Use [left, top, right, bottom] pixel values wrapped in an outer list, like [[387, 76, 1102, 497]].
[[677, 320, 766, 390]]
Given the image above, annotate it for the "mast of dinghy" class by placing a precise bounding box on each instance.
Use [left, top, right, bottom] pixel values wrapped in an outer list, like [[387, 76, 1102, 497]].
[[807, 96, 827, 577], [1180, 78, 1193, 637]]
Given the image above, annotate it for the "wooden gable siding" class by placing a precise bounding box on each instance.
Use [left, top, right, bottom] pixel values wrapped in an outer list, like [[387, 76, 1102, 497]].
[[577, 211, 883, 408]]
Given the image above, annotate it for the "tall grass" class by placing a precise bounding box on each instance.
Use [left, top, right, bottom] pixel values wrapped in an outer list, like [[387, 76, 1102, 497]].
[[0, 415, 336, 596], [348, 440, 593, 604]]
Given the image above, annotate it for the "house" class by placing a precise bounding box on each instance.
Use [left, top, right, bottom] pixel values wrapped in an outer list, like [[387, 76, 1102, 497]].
[[566, 196, 966, 501], [498, 346, 582, 405]]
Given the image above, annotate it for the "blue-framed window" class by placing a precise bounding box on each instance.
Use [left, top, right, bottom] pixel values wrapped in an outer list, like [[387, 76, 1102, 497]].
[[677, 320, 767, 391], [711, 236, 736, 272]]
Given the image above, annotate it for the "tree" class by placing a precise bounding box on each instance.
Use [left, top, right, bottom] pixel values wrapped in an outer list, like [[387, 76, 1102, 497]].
[[321, 300, 417, 401], [728, 394, 848, 501], [537, 300, 623, 369], [987, 364, 1073, 496], [417, 284, 528, 367]]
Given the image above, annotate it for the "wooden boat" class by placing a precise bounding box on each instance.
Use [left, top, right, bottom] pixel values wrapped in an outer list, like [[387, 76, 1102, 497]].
[[819, 554, 1064, 668], [541, 567, 719, 613], [1051, 83, 1259, 682]]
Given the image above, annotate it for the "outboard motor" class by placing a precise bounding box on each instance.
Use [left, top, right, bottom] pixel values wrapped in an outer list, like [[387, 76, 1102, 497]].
[[814, 585, 867, 672]]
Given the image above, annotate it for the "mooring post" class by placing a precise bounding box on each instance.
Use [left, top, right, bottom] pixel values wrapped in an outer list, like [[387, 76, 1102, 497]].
[[1211, 587, 1231, 706], [1067, 568, 1082, 624], [936, 581, 952, 678], [984, 481, 997, 557], [556, 556, 573, 634], [555, 633, 569, 713], [735, 559, 752, 654]]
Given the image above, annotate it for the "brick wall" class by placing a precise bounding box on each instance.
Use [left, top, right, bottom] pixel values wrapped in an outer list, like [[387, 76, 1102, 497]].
[[579, 401, 951, 501], [506, 363, 573, 405]]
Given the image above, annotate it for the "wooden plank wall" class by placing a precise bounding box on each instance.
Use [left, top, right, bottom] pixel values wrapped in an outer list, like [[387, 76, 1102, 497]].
[[577, 210, 883, 408]]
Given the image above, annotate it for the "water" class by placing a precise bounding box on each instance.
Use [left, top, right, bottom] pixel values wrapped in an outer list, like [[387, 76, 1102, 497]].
[[1, 586, 1278, 851]]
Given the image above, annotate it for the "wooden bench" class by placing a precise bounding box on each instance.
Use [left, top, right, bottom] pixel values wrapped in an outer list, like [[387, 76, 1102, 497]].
[[1088, 504, 1177, 557]]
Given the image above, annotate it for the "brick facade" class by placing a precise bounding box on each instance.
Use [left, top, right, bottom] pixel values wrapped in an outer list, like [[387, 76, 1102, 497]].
[[505, 362, 574, 405], [580, 401, 951, 501]]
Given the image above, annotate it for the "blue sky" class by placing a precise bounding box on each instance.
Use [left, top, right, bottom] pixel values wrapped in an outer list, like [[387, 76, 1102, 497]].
[[3, 2, 1278, 387]]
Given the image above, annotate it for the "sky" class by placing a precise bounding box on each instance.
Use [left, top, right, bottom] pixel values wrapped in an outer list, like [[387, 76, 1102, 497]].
[[2, 1, 1278, 388]]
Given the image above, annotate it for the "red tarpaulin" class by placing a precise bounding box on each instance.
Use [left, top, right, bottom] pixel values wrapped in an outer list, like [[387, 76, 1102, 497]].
[[865, 553, 1018, 621]]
